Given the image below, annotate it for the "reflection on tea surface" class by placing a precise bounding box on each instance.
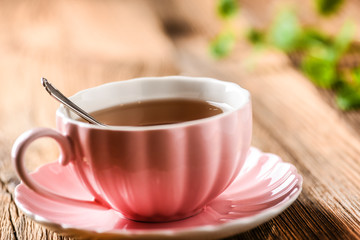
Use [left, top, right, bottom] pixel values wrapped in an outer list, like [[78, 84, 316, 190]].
[[81, 98, 226, 126]]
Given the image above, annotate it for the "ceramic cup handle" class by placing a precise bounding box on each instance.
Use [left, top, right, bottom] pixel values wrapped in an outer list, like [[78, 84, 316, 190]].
[[11, 128, 107, 209]]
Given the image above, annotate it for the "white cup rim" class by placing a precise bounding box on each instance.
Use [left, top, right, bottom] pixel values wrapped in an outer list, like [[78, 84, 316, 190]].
[[56, 76, 250, 131]]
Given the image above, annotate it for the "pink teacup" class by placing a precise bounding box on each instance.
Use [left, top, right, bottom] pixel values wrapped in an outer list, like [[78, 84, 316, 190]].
[[12, 76, 252, 222]]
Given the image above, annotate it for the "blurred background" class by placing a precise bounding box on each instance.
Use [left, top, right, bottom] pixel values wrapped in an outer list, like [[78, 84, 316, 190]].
[[3, 0, 360, 238], [2, 0, 360, 132]]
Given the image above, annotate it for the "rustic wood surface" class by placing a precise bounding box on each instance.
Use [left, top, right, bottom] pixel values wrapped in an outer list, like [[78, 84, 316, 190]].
[[2, 0, 360, 239]]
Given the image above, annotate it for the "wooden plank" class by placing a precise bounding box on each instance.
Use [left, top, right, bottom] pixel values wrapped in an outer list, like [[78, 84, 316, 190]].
[[0, 181, 16, 240]]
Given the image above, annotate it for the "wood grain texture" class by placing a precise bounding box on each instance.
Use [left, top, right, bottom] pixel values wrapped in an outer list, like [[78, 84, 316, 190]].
[[2, 0, 360, 239]]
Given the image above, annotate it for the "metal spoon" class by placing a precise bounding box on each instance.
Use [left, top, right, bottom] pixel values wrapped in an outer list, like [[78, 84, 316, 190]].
[[41, 78, 107, 127]]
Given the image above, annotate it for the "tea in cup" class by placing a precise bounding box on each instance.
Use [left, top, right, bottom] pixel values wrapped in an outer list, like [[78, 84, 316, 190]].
[[12, 76, 252, 222]]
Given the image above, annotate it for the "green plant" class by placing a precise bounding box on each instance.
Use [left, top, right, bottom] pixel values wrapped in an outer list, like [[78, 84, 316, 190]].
[[210, 0, 238, 59], [315, 0, 344, 16], [211, 0, 360, 110]]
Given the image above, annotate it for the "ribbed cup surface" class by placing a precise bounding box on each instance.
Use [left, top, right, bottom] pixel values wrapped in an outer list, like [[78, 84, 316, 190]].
[[60, 102, 251, 222], [56, 76, 252, 222]]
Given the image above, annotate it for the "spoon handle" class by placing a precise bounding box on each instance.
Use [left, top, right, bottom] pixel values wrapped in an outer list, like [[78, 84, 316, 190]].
[[41, 78, 106, 126]]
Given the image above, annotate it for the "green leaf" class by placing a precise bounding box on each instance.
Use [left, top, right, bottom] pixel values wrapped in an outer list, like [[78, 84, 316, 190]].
[[217, 0, 239, 19], [301, 46, 338, 88], [246, 28, 265, 45], [351, 68, 360, 85], [268, 9, 302, 52], [335, 83, 360, 110], [315, 0, 344, 16], [210, 31, 236, 58], [333, 21, 355, 57], [298, 28, 331, 50]]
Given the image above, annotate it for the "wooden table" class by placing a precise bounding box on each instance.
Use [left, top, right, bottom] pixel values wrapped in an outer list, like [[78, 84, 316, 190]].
[[2, 0, 360, 239]]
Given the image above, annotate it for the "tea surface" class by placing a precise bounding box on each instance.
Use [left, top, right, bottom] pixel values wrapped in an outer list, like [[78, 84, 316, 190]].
[[85, 98, 225, 126]]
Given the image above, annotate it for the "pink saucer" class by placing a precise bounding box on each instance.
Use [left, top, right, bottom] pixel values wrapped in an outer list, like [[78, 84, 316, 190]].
[[14, 147, 302, 239]]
